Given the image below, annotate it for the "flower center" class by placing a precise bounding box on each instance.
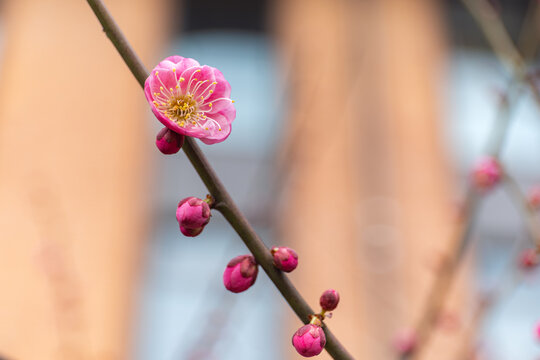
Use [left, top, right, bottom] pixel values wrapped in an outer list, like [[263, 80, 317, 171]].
[[166, 94, 198, 127], [152, 68, 234, 132]]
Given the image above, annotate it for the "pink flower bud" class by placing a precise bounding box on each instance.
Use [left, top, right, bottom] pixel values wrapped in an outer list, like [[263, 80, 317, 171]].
[[319, 289, 340, 311], [156, 127, 185, 154], [223, 255, 258, 293], [535, 321, 540, 341], [528, 186, 540, 210], [292, 324, 326, 357], [472, 157, 502, 190], [519, 249, 538, 270], [179, 226, 204, 237], [176, 197, 211, 237], [271, 247, 298, 272], [392, 329, 416, 356]]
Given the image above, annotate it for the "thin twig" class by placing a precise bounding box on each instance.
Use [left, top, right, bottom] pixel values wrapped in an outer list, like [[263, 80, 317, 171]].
[[452, 298, 490, 360], [453, 170, 540, 359], [401, 186, 480, 360], [503, 174, 540, 247], [461, 0, 540, 106], [84, 0, 354, 359], [453, 226, 528, 360]]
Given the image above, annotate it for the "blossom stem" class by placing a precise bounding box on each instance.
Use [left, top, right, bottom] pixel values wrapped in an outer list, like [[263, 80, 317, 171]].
[[203, 194, 215, 208], [84, 0, 354, 359]]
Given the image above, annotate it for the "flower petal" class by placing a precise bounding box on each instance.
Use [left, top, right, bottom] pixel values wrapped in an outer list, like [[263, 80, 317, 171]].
[[148, 67, 180, 98], [180, 65, 216, 96], [158, 55, 200, 74], [207, 68, 231, 100], [198, 112, 232, 145]]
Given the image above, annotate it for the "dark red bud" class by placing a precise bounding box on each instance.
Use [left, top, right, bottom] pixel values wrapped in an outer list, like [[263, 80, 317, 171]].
[[320, 289, 340, 311]]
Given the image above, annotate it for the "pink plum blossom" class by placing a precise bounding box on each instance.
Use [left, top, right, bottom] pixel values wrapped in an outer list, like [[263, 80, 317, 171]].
[[223, 255, 258, 293], [155, 127, 184, 154], [292, 324, 326, 357], [271, 246, 298, 272], [176, 197, 211, 237], [472, 157, 502, 190], [144, 55, 236, 145], [535, 321, 540, 341], [319, 289, 340, 312]]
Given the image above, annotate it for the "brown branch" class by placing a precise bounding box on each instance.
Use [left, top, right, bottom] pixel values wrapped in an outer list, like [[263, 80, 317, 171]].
[[84, 0, 354, 359]]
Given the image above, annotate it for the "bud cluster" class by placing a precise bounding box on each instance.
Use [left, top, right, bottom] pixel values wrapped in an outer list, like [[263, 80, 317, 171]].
[[292, 289, 340, 357]]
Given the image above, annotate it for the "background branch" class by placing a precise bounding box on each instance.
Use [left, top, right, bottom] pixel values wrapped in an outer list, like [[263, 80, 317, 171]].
[[402, 1, 540, 355]]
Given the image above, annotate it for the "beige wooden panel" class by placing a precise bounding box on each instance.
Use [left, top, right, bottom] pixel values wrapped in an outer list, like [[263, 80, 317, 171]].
[[0, 0, 169, 359], [275, 0, 463, 359]]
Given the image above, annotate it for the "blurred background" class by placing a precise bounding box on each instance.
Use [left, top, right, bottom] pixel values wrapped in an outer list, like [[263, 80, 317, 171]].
[[0, 0, 540, 359]]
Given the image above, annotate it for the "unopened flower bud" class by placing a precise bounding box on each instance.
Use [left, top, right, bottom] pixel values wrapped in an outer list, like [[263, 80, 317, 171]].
[[472, 157, 502, 190], [528, 186, 540, 210], [176, 197, 211, 237], [320, 289, 340, 311], [156, 127, 184, 154], [179, 226, 203, 237], [392, 329, 416, 356], [223, 255, 258, 293], [519, 249, 538, 270], [271, 247, 298, 272], [292, 324, 326, 357]]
